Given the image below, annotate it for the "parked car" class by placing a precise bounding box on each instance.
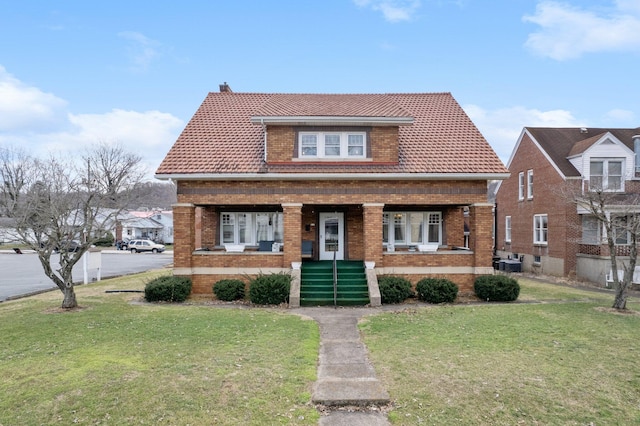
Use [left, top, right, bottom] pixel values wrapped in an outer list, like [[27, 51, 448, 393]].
[[116, 239, 130, 250], [127, 239, 165, 253]]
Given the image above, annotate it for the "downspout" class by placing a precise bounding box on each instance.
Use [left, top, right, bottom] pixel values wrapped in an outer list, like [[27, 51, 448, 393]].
[[261, 119, 267, 163]]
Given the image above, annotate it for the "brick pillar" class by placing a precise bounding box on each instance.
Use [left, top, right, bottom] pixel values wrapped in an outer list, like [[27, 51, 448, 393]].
[[469, 203, 494, 267], [363, 203, 384, 266], [172, 203, 196, 270], [200, 206, 217, 249], [282, 203, 302, 267], [445, 207, 465, 248]]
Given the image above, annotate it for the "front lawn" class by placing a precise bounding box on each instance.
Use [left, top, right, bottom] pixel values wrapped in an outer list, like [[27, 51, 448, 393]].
[[360, 277, 640, 425], [2, 273, 640, 425], [0, 271, 320, 425]]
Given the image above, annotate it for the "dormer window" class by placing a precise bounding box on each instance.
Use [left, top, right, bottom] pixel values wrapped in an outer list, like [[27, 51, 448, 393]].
[[299, 131, 367, 159], [590, 159, 623, 191]]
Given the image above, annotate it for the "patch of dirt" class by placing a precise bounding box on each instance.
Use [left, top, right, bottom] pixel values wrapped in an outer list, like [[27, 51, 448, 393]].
[[594, 306, 640, 316], [43, 306, 90, 314]]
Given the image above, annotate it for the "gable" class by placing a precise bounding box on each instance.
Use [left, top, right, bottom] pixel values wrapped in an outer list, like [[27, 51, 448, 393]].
[[568, 133, 635, 179]]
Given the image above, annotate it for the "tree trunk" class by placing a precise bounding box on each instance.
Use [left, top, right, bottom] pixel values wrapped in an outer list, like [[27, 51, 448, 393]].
[[61, 284, 78, 309], [612, 284, 628, 310]]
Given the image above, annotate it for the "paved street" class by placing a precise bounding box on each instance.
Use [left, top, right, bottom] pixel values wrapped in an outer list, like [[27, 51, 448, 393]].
[[0, 250, 173, 301]]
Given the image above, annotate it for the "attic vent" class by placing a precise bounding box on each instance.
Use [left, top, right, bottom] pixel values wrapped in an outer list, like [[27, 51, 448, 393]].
[[580, 127, 588, 134]]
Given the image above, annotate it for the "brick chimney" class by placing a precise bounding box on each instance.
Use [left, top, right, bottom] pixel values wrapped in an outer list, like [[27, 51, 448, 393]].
[[219, 82, 232, 93]]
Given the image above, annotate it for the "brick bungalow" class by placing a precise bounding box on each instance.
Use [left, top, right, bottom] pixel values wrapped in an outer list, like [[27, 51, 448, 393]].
[[155, 85, 508, 306], [495, 127, 640, 284]]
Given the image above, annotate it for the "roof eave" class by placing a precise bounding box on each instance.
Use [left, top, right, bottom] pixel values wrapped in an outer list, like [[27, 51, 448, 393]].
[[249, 116, 414, 126], [155, 172, 510, 181]]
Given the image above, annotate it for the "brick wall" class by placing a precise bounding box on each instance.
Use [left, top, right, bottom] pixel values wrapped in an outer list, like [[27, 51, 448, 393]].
[[496, 133, 577, 276], [177, 179, 488, 206], [265, 125, 399, 163]]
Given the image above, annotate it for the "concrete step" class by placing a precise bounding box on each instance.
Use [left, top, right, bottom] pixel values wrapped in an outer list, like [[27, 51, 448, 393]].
[[312, 378, 390, 406]]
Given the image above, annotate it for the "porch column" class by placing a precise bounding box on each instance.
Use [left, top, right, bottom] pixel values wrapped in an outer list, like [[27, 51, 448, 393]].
[[282, 203, 303, 268], [172, 203, 196, 270], [363, 203, 384, 266], [469, 203, 494, 268], [445, 207, 465, 248]]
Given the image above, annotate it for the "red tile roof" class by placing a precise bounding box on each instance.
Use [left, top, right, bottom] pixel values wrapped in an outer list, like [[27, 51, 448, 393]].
[[156, 92, 508, 176]]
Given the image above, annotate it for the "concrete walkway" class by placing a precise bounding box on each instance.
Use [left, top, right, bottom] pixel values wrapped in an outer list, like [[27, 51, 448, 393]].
[[291, 306, 396, 426]]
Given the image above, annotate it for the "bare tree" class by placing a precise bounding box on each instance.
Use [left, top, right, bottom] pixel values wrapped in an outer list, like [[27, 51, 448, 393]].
[[0, 144, 144, 309], [0, 146, 33, 217], [564, 178, 640, 310]]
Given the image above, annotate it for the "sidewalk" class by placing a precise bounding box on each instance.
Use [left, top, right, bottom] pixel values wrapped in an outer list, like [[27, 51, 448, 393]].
[[291, 306, 408, 426]]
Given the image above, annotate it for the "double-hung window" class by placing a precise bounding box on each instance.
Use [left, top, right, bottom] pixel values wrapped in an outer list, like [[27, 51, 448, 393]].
[[505, 216, 512, 243], [383, 212, 442, 246], [581, 215, 600, 244], [533, 214, 548, 245], [518, 172, 525, 200], [527, 170, 533, 199], [613, 215, 629, 245], [221, 212, 283, 245], [299, 131, 366, 159], [590, 159, 623, 191]]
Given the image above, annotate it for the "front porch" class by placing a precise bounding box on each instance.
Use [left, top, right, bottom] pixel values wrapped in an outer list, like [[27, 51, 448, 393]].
[[172, 199, 495, 298]]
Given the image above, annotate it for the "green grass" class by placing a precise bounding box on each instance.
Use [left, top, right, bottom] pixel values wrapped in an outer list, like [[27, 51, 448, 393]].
[[0, 271, 320, 425], [360, 277, 640, 425], [3, 273, 640, 425]]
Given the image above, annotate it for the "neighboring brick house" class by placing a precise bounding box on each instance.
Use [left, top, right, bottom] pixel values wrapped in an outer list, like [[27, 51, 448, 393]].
[[156, 86, 508, 304], [495, 127, 640, 284]]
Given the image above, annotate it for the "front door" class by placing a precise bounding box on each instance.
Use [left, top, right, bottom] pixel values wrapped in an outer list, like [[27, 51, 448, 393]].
[[319, 212, 344, 260]]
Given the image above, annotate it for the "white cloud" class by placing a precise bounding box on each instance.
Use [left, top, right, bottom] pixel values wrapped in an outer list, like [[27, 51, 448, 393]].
[[354, 0, 421, 23], [118, 31, 161, 72], [523, 1, 640, 60], [463, 104, 584, 164], [603, 108, 636, 123], [0, 67, 183, 177], [0, 66, 68, 132]]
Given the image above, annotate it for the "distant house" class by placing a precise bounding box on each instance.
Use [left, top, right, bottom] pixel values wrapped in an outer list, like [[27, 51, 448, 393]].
[[156, 87, 508, 304], [120, 210, 173, 244], [495, 127, 640, 284]]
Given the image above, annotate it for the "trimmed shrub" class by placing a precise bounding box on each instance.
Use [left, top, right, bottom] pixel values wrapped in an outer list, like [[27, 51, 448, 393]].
[[144, 276, 192, 303], [93, 233, 115, 247], [213, 279, 246, 301], [249, 273, 291, 305], [378, 276, 413, 304], [416, 278, 458, 304], [474, 275, 520, 302]]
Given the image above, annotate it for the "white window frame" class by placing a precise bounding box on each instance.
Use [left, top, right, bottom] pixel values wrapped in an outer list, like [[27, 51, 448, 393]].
[[382, 211, 442, 246], [612, 215, 629, 245], [505, 216, 511, 243], [533, 214, 548, 245], [220, 212, 283, 246], [589, 159, 624, 192], [299, 131, 366, 159], [518, 172, 525, 200], [581, 215, 600, 244], [527, 169, 534, 199]]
